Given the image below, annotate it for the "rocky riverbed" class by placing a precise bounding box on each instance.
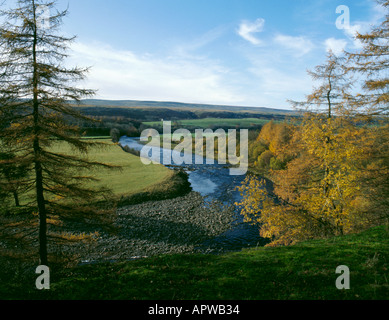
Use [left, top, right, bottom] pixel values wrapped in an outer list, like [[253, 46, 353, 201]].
[[67, 191, 238, 265]]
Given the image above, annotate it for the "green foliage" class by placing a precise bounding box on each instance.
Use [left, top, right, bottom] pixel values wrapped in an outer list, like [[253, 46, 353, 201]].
[[251, 142, 267, 159], [144, 118, 270, 132], [110, 128, 120, 143], [257, 150, 273, 169], [269, 157, 285, 170]]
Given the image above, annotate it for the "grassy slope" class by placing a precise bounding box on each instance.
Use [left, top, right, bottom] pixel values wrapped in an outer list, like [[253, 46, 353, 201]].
[[50, 139, 173, 198], [17, 225, 389, 300]]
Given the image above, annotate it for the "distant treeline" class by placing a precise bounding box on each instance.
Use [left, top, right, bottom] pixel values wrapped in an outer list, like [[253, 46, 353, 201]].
[[73, 106, 293, 137], [76, 106, 293, 122]]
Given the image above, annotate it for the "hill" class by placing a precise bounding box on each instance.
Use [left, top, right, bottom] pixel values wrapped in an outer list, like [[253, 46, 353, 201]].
[[73, 100, 297, 133], [79, 99, 295, 115]]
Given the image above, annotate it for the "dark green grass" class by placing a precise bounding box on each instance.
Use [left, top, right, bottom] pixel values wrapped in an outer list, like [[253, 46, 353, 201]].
[[4, 225, 388, 300]]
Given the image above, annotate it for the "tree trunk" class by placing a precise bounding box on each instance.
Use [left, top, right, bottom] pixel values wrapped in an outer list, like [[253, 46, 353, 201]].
[[35, 155, 48, 265], [324, 76, 332, 196], [32, 0, 48, 266], [12, 190, 20, 207]]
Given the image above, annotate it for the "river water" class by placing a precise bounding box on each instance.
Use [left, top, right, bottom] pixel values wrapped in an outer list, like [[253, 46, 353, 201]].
[[119, 136, 268, 253]]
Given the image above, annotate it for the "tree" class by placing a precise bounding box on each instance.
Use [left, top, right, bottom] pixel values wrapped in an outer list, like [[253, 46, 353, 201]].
[[292, 51, 358, 204], [237, 52, 370, 246], [238, 1, 389, 247], [345, 0, 389, 221], [248, 121, 293, 172], [110, 128, 120, 143], [346, 0, 389, 116], [0, 0, 115, 265]]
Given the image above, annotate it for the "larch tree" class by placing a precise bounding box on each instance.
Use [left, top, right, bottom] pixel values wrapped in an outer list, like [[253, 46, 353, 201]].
[[237, 0, 389, 244], [346, 0, 389, 116], [345, 0, 389, 221], [236, 52, 371, 246], [290, 51, 358, 206], [0, 0, 115, 265]]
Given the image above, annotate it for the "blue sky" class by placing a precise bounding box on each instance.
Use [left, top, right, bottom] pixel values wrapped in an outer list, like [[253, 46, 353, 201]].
[[51, 0, 386, 109]]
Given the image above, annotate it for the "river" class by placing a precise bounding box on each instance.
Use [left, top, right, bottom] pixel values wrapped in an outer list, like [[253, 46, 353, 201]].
[[119, 136, 269, 253]]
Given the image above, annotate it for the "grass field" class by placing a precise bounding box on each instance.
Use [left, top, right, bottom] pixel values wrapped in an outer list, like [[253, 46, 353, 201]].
[[49, 139, 173, 198], [144, 118, 272, 129], [4, 225, 388, 300]]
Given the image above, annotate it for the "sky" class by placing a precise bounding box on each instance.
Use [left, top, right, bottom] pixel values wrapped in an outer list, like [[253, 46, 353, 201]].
[[36, 1, 388, 109]]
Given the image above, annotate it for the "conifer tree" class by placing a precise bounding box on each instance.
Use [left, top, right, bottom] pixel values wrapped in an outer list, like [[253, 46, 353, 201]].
[[346, 0, 389, 116], [237, 0, 389, 245], [0, 0, 114, 265], [237, 53, 369, 246], [342, 1, 389, 222]]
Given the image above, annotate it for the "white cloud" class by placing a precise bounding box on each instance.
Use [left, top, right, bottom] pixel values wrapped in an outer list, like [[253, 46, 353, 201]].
[[237, 18, 265, 46], [175, 25, 227, 56], [239, 49, 314, 109], [67, 42, 244, 105], [343, 23, 365, 49], [324, 38, 348, 55], [274, 34, 314, 56], [250, 65, 312, 105], [340, 2, 387, 50]]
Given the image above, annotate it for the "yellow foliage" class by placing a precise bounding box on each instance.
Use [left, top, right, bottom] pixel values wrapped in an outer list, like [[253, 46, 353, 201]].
[[47, 215, 63, 227], [237, 113, 380, 247], [58, 231, 99, 243], [257, 121, 293, 157]]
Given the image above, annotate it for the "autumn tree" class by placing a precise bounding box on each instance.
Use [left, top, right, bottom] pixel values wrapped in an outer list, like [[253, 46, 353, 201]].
[[248, 121, 294, 172], [346, 0, 389, 116], [345, 0, 389, 220], [237, 52, 371, 246], [0, 0, 115, 265]]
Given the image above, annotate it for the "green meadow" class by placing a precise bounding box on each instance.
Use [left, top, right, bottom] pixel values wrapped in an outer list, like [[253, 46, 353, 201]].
[[49, 139, 173, 198]]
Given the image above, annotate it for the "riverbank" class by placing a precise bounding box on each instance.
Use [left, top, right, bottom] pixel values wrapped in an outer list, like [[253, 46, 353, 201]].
[[0, 137, 262, 298], [51, 139, 175, 200], [117, 143, 192, 206], [0, 190, 239, 295], [62, 191, 237, 265], [0, 140, 215, 275]]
